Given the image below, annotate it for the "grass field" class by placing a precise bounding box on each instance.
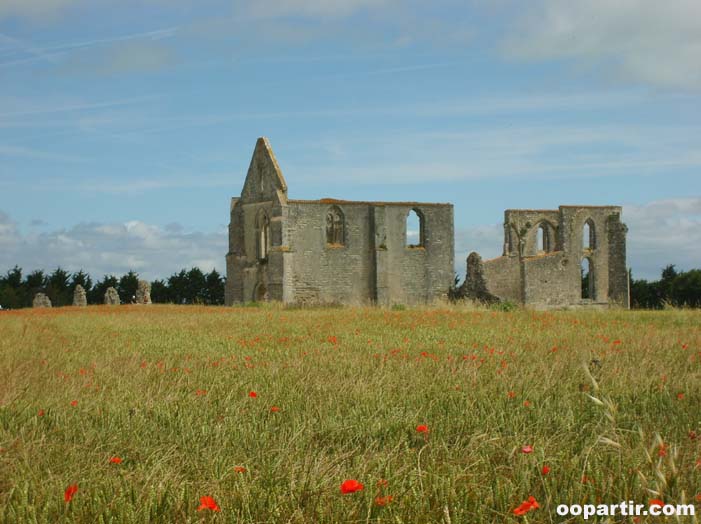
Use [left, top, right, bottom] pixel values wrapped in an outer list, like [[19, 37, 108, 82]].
[[0, 304, 700, 523]]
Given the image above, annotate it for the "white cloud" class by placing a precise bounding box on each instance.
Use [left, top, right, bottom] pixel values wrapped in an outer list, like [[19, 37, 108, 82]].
[[0, 212, 226, 281], [624, 197, 701, 279], [243, 0, 392, 18], [504, 0, 701, 90]]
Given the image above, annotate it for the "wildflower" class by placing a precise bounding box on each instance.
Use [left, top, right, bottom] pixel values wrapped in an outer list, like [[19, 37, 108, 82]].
[[374, 495, 393, 506], [340, 479, 364, 494], [689, 430, 697, 441], [195, 389, 207, 396], [513, 496, 539, 516], [658, 443, 667, 457], [233, 466, 247, 473], [676, 392, 684, 400], [416, 424, 429, 433], [327, 336, 338, 344], [521, 445, 533, 454], [37, 409, 45, 417], [376, 478, 389, 488], [64, 484, 78, 503], [270, 406, 281, 412], [197, 495, 221, 512], [541, 465, 551, 475], [109, 457, 122, 464], [70, 400, 78, 407], [649, 499, 664, 508], [523, 400, 532, 408], [248, 391, 257, 398], [508, 391, 516, 399]]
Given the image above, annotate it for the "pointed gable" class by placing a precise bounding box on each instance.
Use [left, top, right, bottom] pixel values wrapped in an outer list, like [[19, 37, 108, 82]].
[[240, 137, 288, 204]]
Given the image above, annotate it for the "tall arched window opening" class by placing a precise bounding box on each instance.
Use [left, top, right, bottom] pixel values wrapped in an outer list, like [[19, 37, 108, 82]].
[[583, 219, 596, 250], [325, 206, 345, 246], [256, 211, 270, 261], [406, 209, 424, 247], [581, 258, 595, 300]]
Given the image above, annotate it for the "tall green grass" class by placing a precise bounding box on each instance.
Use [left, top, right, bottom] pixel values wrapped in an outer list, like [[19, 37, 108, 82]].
[[0, 305, 699, 523]]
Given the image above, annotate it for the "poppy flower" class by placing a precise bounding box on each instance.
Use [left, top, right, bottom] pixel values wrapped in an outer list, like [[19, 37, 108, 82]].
[[374, 495, 393, 506], [248, 391, 257, 398], [676, 392, 684, 400], [649, 499, 664, 508], [416, 425, 429, 433], [270, 406, 280, 412], [507, 391, 516, 399], [521, 445, 533, 454], [109, 457, 122, 464], [541, 465, 550, 475], [37, 409, 45, 417], [197, 495, 221, 512], [70, 400, 78, 407], [513, 496, 539, 516], [340, 479, 364, 494], [233, 466, 247, 473], [64, 484, 78, 503], [376, 478, 389, 488]]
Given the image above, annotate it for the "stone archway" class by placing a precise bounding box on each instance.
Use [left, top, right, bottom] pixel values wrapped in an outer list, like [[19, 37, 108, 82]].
[[254, 282, 268, 302]]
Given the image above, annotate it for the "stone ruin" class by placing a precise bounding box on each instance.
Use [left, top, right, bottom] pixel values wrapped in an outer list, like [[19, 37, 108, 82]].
[[135, 280, 152, 305], [32, 293, 52, 308], [72, 285, 87, 307], [104, 287, 120, 305], [461, 206, 629, 309]]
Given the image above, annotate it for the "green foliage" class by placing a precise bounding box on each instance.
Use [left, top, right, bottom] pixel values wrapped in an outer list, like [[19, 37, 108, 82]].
[[631, 265, 701, 309], [118, 270, 140, 304], [490, 300, 518, 312]]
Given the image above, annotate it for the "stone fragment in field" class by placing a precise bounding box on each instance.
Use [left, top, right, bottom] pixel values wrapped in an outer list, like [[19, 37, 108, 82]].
[[136, 280, 151, 305], [32, 292, 52, 308], [104, 287, 120, 305], [73, 285, 87, 307]]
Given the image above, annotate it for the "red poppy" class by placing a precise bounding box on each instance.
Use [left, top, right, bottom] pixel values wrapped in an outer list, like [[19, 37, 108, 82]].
[[270, 406, 280, 412], [70, 400, 78, 407], [649, 499, 664, 508], [523, 400, 532, 408], [521, 445, 533, 454], [690, 430, 698, 441], [195, 389, 207, 396], [109, 457, 122, 464], [374, 495, 393, 506], [513, 496, 539, 516], [376, 478, 389, 488], [64, 484, 78, 503], [676, 392, 684, 400], [37, 409, 45, 417], [541, 465, 551, 475], [233, 466, 247, 473], [197, 495, 221, 512], [340, 479, 364, 494], [416, 425, 429, 433], [507, 391, 516, 399], [248, 391, 257, 398]]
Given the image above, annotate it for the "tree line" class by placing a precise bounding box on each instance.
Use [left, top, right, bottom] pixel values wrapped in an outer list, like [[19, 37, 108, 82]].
[[0, 266, 225, 309], [630, 265, 701, 309]]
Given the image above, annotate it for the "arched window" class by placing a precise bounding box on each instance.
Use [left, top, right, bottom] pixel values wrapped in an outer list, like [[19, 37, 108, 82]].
[[325, 206, 345, 246], [583, 219, 596, 250], [537, 223, 552, 253], [581, 257, 595, 300], [256, 210, 270, 261], [406, 208, 424, 247]]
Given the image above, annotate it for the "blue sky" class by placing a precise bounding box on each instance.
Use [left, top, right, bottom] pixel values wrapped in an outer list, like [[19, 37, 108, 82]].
[[1, 0, 700, 281]]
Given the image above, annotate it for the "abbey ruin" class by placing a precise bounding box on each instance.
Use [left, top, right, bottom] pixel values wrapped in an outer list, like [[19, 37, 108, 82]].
[[226, 138, 629, 309]]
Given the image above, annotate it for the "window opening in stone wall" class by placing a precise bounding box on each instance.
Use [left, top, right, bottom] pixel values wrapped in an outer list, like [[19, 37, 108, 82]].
[[325, 206, 345, 246], [256, 211, 270, 261], [581, 257, 595, 300], [537, 223, 552, 253], [406, 209, 424, 248], [583, 219, 596, 250]]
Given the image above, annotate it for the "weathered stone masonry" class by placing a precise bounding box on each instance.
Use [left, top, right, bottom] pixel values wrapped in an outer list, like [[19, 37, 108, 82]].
[[226, 138, 629, 309], [225, 138, 454, 305], [463, 206, 629, 308]]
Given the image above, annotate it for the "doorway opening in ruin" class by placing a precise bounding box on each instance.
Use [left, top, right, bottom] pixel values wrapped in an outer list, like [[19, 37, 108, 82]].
[[254, 283, 267, 302], [581, 257, 595, 300], [406, 209, 424, 247]]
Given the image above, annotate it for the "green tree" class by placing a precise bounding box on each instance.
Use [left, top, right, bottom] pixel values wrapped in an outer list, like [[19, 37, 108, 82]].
[[204, 269, 225, 305], [23, 270, 47, 307], [0, 266, 25, 309], [46, 267, 72, 306], [670, 269, 701, 307], [168, 269, 188, 304], [118, 270, 140, 304], [186, 267, 207, 304], [150, 279, 169, 303]]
